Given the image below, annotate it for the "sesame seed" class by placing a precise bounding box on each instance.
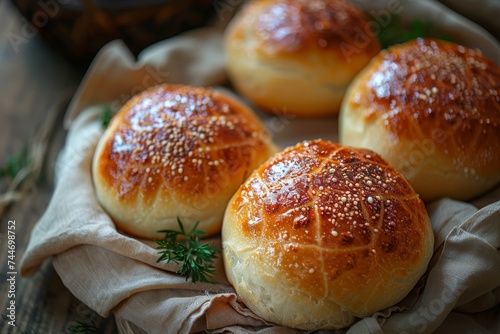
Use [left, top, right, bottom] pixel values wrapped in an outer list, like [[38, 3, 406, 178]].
[[367, 196, 374, 204], [331, 230, 338, 237]]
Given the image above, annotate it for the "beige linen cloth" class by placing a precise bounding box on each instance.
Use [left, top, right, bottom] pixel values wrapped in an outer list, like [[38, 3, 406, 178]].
[[20, 1, 500, 333]]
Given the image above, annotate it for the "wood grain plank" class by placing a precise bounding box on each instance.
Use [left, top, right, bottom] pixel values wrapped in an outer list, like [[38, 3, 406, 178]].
[[0, 1, 117, 333]]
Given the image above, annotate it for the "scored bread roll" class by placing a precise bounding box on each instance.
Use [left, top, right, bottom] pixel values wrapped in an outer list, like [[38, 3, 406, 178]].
[[222, 139, 434, 330], [224, 0, 381, 117], [339, 38, 500, 202], [92, 84, 277, 239]]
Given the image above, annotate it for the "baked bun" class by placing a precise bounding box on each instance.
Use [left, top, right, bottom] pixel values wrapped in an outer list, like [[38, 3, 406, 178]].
[[224, 0, 381, 117], [93, 84, 277, 239], [339, 38, 500, 202], [222, 139, 434, 330]]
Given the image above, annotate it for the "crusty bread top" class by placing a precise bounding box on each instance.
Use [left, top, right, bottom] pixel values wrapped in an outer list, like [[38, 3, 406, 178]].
[[224, 140, 433, 319], [229, 0, 380, 58], [93, 84, 276, 238], [345, 38, 500, 175]]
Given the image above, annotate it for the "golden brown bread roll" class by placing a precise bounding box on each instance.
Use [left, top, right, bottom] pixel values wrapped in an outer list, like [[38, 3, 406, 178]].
[[222, 139, 434, 330], [339, 38, 500, 202], [92, 84, 277, 239], [224, 0, 381, 117]]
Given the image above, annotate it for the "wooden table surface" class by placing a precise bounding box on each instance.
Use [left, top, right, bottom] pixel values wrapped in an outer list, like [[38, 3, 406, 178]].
[[0, 1, 499, 334], [0, 1, 117, 333]]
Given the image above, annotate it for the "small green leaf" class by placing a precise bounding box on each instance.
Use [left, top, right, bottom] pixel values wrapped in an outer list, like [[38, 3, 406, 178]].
[[378, 15, 455, 49], [68, 320, 99, 334], [0, 146, 29, 180], [99, 105, 114, 129]]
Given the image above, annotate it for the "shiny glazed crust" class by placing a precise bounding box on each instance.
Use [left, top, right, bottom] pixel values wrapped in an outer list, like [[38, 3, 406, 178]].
[[92, 84, 277, 239], [340, 38, 500, 201], [222, 140, 434, 330], [225, 0, 380, 117]]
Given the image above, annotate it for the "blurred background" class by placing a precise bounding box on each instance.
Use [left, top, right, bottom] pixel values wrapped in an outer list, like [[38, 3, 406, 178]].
[[10, 0, 219, 67], [7, 0, 499, 68]]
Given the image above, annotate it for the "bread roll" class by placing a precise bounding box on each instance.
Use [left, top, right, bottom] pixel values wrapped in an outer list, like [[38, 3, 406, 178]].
[[92, 84, 277, 239], [222, 139, 434, 330], [339, 38, 500, 202], [224, 0, 381, 117]]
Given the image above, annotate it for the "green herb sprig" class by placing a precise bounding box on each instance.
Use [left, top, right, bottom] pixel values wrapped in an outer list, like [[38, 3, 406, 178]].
[[0, 146, 29, 179], [99, 105, 113, 129], [155, 218, 219, 283], [68, 320, 100, 334], [378, 15, 455, 49]]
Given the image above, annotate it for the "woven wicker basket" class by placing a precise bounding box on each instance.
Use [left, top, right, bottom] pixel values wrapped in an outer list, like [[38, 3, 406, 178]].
[[12, 0, 216, 66]]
